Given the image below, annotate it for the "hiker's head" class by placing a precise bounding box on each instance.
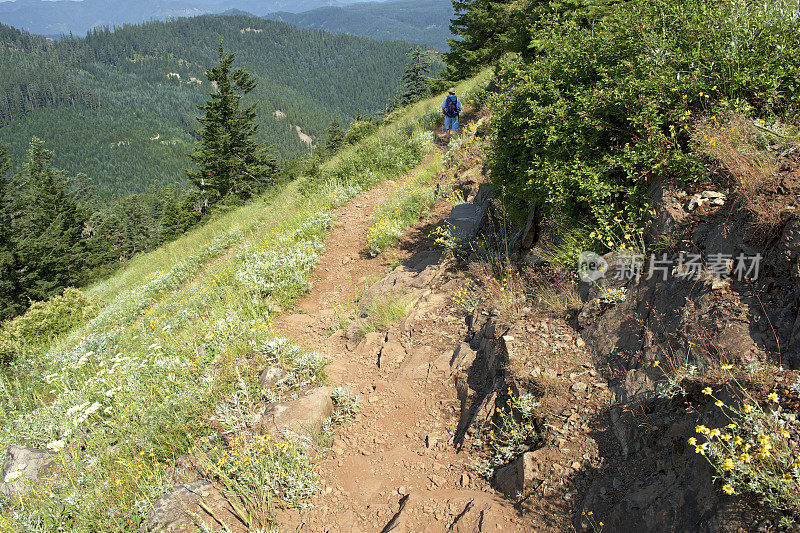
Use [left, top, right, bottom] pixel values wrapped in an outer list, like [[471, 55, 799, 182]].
[[448, 88, 456, 95]]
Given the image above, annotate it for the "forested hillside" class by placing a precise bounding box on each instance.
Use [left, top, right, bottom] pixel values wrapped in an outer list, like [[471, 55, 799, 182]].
[[0, 14, 412, 198], [266, 0, 453, 51], [0, 0, 379, 37]]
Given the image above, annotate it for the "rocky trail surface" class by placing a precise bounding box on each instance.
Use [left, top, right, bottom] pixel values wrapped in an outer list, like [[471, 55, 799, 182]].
[[270, 144, 621, 531], [272, 173, 531, 531]]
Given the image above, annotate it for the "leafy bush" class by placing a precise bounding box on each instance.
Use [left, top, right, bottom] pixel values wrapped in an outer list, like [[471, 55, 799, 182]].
[[0, 288, 97, 364], [344, 118, 380, 144], [490, 0, 800, 241]]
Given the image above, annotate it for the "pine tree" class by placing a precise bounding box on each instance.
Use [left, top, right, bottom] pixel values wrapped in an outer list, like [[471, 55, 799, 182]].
[[2, 138, 87, 317], [160, 193, 184, 242], [326, 116, 345, 154], [0, 143, 16, 320], [401, 48, 431, 105], [444, 0, 621, 79], [445, 0, 548, 80], [186, 44, 278, 207]]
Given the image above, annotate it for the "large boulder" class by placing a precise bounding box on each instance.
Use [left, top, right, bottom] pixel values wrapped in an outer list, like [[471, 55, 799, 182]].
[[253, 386, 333, 442], [0, 445, 56, 497], [448, 204, 486, 241], [378, 341, 407, 369], [139, 480, 244, 532], [356, 251, 443, 316], [493, 447, 550, 498], [258, 366, 289, 389]]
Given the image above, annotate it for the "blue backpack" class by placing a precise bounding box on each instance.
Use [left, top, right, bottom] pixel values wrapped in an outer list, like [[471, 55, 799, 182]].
[[444, 95, 459, 118]]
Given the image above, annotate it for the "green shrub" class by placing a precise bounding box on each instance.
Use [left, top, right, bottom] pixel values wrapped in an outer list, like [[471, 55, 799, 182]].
[[344, 119, 380, 144], [490, 0, 800, 244], [0, 288, 97, 364]]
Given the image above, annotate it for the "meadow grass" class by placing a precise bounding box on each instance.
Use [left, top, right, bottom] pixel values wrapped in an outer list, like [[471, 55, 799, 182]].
[[366, 154, 442, 256], [0, 72, 490, 531], [358, 294, 415, 336]]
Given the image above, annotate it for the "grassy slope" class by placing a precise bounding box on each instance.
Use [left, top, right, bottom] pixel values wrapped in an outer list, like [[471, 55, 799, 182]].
[[0, 71, 490, 531]]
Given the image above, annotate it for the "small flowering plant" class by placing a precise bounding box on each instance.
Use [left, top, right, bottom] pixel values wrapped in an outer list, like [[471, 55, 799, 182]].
[[597, 286, 627, 304], [487, 389, 540, 469], [690, 382, 800, 517]]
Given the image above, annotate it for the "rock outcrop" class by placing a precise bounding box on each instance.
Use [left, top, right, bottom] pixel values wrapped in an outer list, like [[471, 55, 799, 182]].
[[139, 480, 245, 533], [253, 386, 333, 442], [0, 445, 56, 497]]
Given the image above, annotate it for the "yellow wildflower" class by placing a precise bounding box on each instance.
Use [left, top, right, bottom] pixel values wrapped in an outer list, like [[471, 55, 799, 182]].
[[739, 452, 752, 464], [694, 443, 708, 455], [702, 387, 713, 395], [722, 458, 734, 471], [722, 484, 735, 495], [768, 392, 779, 403]]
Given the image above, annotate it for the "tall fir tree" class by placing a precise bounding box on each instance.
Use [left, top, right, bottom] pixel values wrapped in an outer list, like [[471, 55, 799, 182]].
[[326, 116, 345, 154], [401, 48, 432, 105], [444, 0, 622, 79], [0, 143, 16, 319], [2, 138, 87, 318], [187, 44, 278, 207], [160, 192, 186, 242]]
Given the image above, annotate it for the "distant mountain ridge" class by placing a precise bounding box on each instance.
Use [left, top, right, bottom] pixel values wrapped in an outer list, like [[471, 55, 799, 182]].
[[265, 0, 453, 51], [0, 14, 412, 198], [0, 0, 379, 37]]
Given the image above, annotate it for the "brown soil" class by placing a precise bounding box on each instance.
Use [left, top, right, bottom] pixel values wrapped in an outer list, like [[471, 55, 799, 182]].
[[268, 142, 619, 530], [272, 167, 533, 530]]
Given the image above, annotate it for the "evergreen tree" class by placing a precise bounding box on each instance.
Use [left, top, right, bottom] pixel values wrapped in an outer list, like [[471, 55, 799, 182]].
[[2, 138, 87, 317], [444, 0, 622, 79], [187, 44, 278, 207], [401, 48, 432, 105], [0, 143, 16, 319], [326, 116, 345, 154], [160, 193, 184, 242]]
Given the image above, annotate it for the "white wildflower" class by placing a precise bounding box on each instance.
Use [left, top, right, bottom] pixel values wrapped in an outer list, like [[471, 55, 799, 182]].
[[4, 468, 24, 483], [66, 402, 90, 416], [46, 440, 65, 452]]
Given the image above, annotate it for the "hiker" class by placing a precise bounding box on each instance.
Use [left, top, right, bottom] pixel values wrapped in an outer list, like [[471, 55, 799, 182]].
[[442, 88, 462, 137]]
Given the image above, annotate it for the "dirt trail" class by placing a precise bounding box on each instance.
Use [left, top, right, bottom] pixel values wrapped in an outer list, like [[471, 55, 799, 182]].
[[272, 163, 531, 531]]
